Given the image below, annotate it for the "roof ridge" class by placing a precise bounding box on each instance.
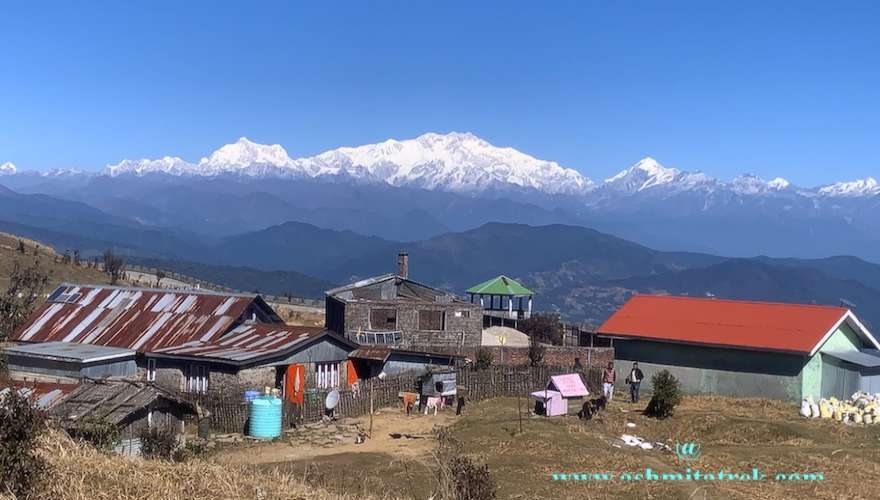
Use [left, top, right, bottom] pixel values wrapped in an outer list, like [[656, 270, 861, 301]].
[[631, 293, 849, 312], [57, 282, 258, 298]]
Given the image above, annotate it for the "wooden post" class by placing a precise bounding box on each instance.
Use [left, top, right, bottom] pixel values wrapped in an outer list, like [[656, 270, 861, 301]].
[[369, 377, 374, 439], [517, 378, 524, 434]]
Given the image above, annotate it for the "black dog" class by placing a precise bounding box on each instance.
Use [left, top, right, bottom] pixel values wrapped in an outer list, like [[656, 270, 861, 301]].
[[578, 397, 607, 421]]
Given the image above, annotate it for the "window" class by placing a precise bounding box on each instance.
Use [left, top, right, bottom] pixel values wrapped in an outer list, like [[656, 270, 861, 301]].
[[369, 308, 397, 329], [454, 310, 470, 318], [314, 362, 340, 389], [354, 331, 402, 346], [146, 359, 156, 382], [418, 310, 446, 331], [185, 365, 209, 394]]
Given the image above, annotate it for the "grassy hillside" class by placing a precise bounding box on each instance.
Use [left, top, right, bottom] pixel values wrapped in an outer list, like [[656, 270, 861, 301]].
[[0, 232, 112, 292]]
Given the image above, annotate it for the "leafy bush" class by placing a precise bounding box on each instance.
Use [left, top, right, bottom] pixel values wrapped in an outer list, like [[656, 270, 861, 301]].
[[139, 426, 177, 460], [519, 313, 564, 345], [644, 370, 682, 419], [0, 389, 46, 497], [474, 348, 494, 370], [70, 417, 121, 451], [433, 428, 496, 500], [527, 337, 546, 367], [171, 440, 208, 463]]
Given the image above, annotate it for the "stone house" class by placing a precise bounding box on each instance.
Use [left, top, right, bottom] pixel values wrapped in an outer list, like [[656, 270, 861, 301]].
[[325, 254, 483, 350]]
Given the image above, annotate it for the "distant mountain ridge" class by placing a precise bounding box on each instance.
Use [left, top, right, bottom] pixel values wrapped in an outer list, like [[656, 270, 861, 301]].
[[7, 132, 876, 198]]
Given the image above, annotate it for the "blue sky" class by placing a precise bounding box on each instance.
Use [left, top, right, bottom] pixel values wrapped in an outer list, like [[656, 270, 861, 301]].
[[1, 1, 877, 186]]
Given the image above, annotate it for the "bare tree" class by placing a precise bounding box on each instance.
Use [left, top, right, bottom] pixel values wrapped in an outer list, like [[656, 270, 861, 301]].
[[0, 261, 49, 342], [72, 249, 81, 266], [103, 249, 126, 285], [155, 269, 166, 288]]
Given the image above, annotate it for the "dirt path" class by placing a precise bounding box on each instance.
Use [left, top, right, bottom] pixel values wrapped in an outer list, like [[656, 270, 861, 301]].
[[213, 408, 457, 465]]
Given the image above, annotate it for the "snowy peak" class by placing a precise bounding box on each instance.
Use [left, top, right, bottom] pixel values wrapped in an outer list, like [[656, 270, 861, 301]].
[[198, 137, 296, 171], [730, 174, 791, 194], [604, 157, 688, 193], [105, 156, 195, 177], [818, 177, 880, 197], [301, 131, 594, 194], [0, 162, 16, 176]]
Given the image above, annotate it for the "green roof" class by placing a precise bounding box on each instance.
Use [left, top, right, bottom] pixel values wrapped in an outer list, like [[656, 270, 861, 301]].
[[467, 275, 534, 296]]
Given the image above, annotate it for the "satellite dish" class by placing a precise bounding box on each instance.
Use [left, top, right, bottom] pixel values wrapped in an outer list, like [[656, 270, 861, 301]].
[[325, 389, 340, 410]]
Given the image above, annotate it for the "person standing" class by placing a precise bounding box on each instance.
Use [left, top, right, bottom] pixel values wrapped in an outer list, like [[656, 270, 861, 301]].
[[628, 362, 644, 403], [602, 361, 616, 401]]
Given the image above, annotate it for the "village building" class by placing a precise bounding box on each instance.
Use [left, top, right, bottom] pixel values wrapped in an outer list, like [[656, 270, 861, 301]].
[[6, 283, 357, 395], [467, 275, 534, 327], [347, 346, 459, 378], [325, 254, 483, 350], [598, 295, 880, 401]]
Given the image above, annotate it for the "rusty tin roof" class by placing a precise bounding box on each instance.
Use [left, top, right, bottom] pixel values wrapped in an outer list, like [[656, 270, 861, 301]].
[[149, 324, 351, 365], [12, 283, 282, 353]]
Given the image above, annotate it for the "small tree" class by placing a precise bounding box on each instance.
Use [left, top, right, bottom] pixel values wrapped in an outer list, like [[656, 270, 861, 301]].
[[0, 261, 49, 342], [0, 390, 46, 498], [155, 269, 167, 288], [527, 336, 546, 367], [16, 239, 25, 254], [474, 348, 494, 371], [433, 428, 496, 500], [103, 249, 126, 285], [139, 426, 177, 460], [69, 417, 121, 451], [519, 313, 564, 345], [644, 370, 682, 419]]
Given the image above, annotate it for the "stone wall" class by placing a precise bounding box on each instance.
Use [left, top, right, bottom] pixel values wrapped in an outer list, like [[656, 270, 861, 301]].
[[417, 345, 615, 369], [344, 301, 483, 348]]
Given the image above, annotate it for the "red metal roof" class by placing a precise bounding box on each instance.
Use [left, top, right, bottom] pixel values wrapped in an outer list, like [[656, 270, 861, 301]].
[[0, 381, 80, 409], [150, 324, 330, 364], [598, 295, 876, 354], [12, 284, 279, 352]]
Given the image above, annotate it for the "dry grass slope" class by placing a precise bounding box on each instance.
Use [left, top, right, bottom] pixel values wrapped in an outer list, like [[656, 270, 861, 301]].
[[10, 430, 369, 500], [0, 232, 111, 292]]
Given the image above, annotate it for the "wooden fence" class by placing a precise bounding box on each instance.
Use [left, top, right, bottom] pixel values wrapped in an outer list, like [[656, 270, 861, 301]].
[[190, 364, 603, 434]]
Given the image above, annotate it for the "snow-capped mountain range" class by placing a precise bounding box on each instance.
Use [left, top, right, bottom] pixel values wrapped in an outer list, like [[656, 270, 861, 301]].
[[4, 132, 878, 198]]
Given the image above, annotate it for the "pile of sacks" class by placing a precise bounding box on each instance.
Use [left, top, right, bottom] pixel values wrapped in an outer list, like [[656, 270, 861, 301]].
[[799, 392, 880, 424]]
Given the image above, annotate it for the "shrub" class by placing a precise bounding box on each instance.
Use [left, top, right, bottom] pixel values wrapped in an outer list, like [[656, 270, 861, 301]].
[[139, 426, 177, 460], [69, 417, 121, 451], [433, 428, 496, 500], [527, 337, 546, 367], [644, 370, 682, 419], [0, 389, 46, 497], [474, 348, 494, 370], [171, 440, 208, 463], [519, 313, 564, 345]]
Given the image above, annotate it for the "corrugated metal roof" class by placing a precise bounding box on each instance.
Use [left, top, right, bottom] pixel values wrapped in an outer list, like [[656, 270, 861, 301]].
[[327, 274, 475, 305], [4, 342, 135, 363], [0, 381, 80, 409], [11, 283, 281, 353], [348, 346, 460, 363], [150, 324, 329, 364], [599, 295, 878, 355]]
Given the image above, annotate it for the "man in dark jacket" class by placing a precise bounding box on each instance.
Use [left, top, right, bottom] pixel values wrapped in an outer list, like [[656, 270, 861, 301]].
[[627, 362, 644, 403]]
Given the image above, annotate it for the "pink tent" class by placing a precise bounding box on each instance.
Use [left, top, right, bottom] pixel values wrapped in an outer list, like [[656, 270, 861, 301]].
[[530, 389, 566, 416], [549, 374, 589, 398], [530, 374, 589, 416]]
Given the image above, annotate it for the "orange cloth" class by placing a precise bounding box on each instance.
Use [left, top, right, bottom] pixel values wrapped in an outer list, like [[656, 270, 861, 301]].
[[285, 364, 305, 404], [346, 360, 359, 387]]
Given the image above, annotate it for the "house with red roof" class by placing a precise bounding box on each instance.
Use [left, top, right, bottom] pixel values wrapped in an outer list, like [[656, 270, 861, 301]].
[[598, 295, 880, 401]]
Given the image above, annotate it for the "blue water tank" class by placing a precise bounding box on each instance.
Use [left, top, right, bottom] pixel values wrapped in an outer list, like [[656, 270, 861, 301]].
[[248, 396, 282, 439], [244, 390, 261, 402]]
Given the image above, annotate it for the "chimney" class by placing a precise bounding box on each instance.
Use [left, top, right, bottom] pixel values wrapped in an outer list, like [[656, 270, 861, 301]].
[[397, 252, 409, 279]]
